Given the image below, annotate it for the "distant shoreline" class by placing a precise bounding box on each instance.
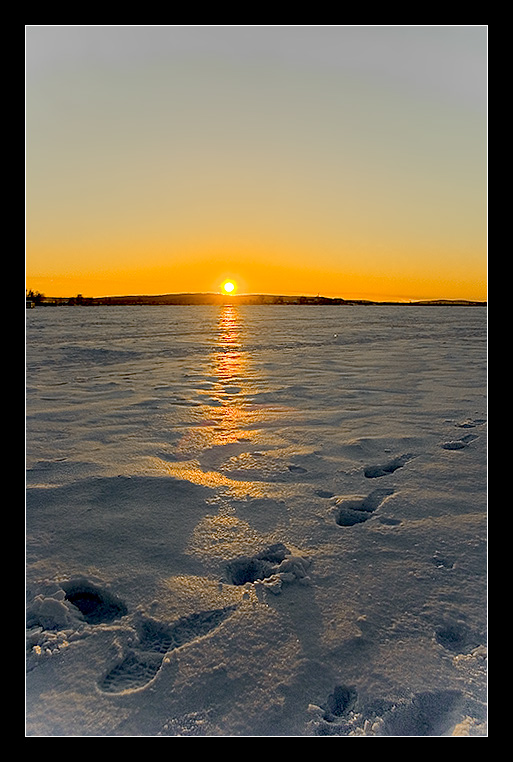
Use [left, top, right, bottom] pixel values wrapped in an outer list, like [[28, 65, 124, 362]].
[[26, 293, 487, 308]]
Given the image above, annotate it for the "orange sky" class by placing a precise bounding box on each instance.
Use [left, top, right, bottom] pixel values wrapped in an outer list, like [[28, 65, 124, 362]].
[[26, 26, 487, 302]]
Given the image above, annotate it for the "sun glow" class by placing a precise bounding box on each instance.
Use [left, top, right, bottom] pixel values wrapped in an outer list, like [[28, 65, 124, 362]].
[[222, 280, 236, 294]]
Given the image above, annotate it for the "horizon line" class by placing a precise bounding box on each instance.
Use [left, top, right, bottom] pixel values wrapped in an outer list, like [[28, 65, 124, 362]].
[[26, 290, 487, 305]]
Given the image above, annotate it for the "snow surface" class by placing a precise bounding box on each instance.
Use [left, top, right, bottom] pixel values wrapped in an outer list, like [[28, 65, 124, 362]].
[[26, 305, 487, 736]]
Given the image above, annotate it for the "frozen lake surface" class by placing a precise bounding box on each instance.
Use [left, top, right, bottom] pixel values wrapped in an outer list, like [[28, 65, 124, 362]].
[[26, 305, 487, 736]]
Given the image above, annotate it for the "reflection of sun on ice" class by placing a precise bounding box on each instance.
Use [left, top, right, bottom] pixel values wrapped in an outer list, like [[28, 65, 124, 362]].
[[222, 280, 236, 294]]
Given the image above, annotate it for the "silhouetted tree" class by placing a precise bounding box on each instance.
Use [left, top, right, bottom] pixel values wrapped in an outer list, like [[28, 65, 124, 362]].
[[26, 289, 44, 304]]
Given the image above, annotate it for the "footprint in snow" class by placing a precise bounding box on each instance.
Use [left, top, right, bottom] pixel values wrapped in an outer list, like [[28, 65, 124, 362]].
[[441, 433, 478, 450], [378, 689, 463, 736], [315, 489, 335, 499], [61, 579, 128, 625], [226, 542, 312, 594], [333, 488, 394, 527], [364, 453, 414, 479], [98, 605, 236, 694], [434, 619, 481, 655], [311, 686, 462, 736], [456, 418, 486, 429], [441, 416, 484, 449], [321, 684, 358, 722]]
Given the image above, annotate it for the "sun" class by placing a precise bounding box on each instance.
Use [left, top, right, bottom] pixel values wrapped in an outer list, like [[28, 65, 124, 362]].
[[222, 280, 236, 294]]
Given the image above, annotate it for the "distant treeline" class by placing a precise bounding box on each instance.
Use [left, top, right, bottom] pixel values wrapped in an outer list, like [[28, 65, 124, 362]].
[[26, 291, 486, 307]]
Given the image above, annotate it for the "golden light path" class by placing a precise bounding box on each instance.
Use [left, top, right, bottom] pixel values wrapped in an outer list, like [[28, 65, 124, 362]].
[[150, 304, 303, 501]]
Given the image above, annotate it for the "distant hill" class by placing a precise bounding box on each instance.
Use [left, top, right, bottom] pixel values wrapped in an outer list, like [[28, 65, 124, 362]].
[[30, 293, 487, 307], [409, 299, 487, 306], [88, 293, 349, 306]]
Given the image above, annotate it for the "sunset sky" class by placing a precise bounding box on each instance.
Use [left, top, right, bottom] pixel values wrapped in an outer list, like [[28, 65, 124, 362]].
[[26, 25, 487, 302]]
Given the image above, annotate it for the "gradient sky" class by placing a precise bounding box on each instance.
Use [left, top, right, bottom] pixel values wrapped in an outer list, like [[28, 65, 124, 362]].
[[26, 25, 487, 301]]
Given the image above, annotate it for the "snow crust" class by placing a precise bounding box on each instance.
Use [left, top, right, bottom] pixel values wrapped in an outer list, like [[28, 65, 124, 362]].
[[26, 305, 487, 736]]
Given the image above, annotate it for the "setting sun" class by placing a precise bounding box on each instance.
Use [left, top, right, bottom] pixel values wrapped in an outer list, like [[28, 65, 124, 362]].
[[222, 280, 236, 294], [25, 26, 487, 304]]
